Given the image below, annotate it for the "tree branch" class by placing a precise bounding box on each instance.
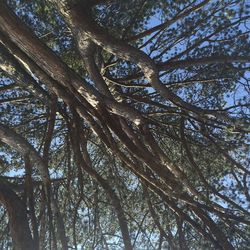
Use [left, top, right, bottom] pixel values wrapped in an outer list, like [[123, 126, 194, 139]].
[[158, 55, 250, 71]]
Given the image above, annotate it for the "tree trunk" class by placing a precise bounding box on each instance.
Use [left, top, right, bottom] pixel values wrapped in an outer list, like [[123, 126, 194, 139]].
[[0, 181, 36, 250]]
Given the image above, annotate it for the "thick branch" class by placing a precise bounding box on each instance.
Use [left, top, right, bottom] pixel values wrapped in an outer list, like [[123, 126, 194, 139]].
[[49, 0, 213, 115], [0, 3, 143, 124]]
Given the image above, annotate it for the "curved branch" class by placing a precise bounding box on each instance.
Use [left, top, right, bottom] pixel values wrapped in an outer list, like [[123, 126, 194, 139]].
[[49, 0, 208, 115], [0, 124, 68, 250], [70, 118, 133, 250]]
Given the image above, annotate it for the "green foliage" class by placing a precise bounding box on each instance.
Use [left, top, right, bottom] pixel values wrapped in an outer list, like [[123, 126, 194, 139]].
[[0, 0, 249, 249]]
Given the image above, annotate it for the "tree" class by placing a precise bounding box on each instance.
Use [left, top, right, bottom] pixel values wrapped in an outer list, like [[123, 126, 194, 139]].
[[0, 0, 249, 249]]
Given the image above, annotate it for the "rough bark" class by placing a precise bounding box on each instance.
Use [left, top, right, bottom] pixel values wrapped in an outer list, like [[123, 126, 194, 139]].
[[0, 181, 36, 250]]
